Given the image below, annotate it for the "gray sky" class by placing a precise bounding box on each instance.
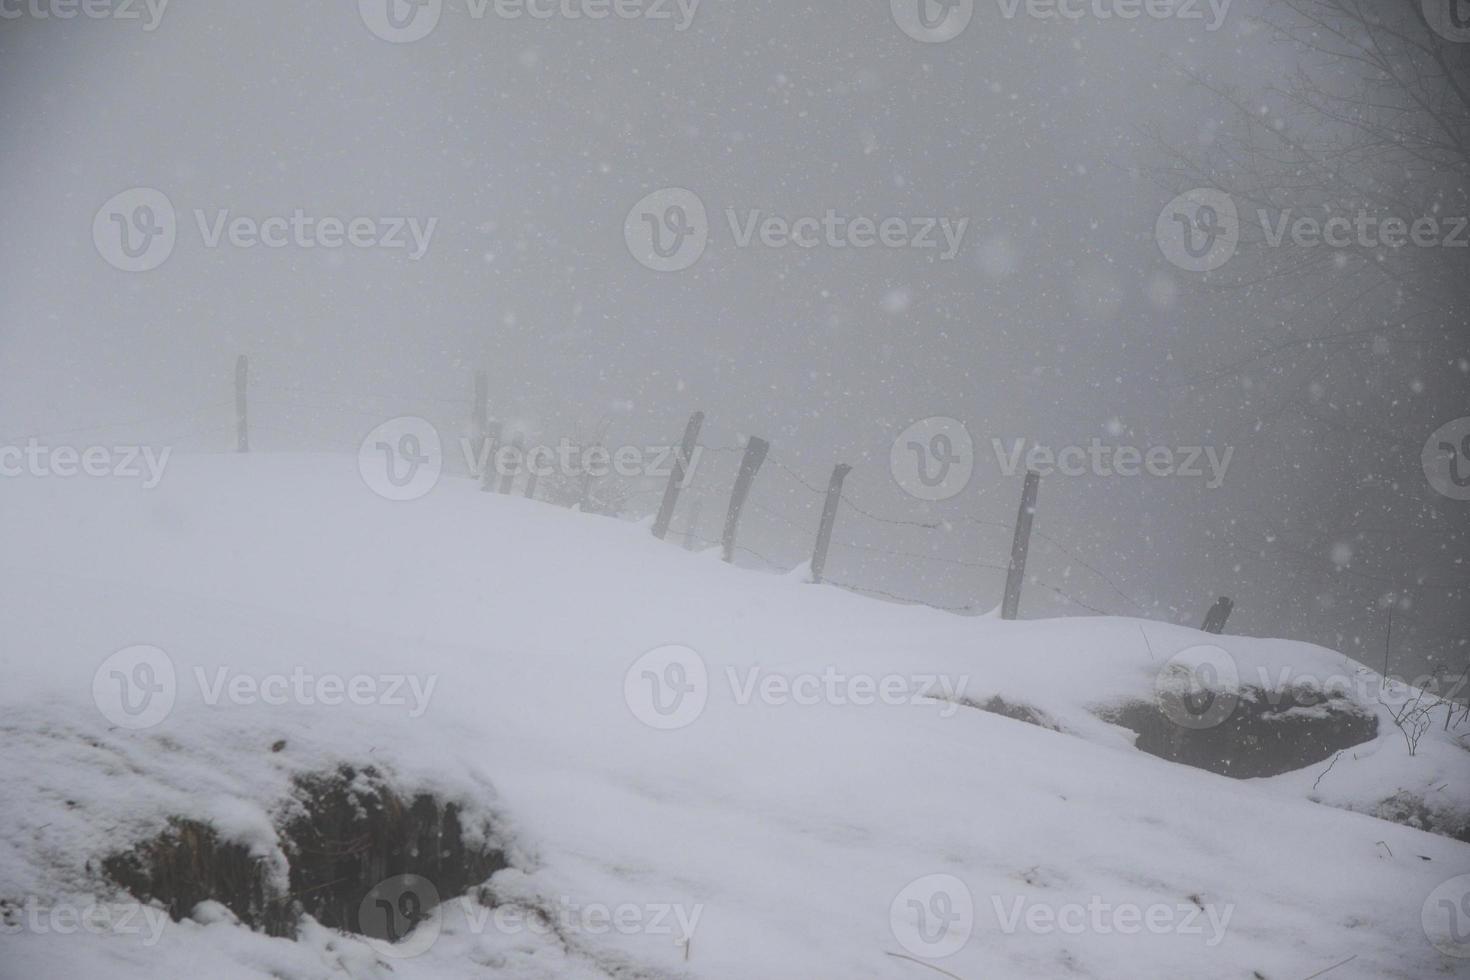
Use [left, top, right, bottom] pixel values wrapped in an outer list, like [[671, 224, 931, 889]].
[[2, 1, 1465, 680]]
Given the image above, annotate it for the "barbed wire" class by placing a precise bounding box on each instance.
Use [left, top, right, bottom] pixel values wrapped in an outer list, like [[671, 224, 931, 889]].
[[24, 368, 1441, 628], [839, 492, 945, 530]]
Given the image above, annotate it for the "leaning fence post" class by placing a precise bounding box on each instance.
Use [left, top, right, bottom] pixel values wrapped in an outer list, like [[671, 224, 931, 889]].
[[1201, 596, 1234, 634], [809, 463, 852, 584], [472, 370, 488, 448], [524, 458, 540, 500], [722, 437, 770, 563], [479, 419, 503, 492], [653, 411, 706, 540], [234, 355, 250, 453], [1001, 470, 1041, 620], [497, 435, 522, 494], [683, 498, 703, 551]]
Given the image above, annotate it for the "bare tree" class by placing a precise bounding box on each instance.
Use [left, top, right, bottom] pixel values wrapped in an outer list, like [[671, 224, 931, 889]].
[[1149, 0, 1470, 669]]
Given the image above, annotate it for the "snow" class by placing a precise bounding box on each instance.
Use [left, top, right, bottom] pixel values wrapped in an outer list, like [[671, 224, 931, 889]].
[[0, 453, 1465, 979]]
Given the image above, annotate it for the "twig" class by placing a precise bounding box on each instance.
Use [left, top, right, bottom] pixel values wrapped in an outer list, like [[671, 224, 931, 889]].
[[884, 951, 968, 979], [1300, 953, 1357, 979], [1312, 751, 1343, 791]]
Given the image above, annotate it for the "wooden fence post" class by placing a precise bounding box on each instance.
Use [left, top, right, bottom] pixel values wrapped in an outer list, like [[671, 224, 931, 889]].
[[479, 419, 503, 492], [524, 455, 540, 500], [1201, 596, 1234, 634], [235, 355, 249, 453], [1001, 470, 1040, 620], [722, 437, 769, 563], [809, 463, 852, 584], [653, 411, 706, 540], [683, 498, 703, 551], [497, 435, 522, 494], [472, 370, 488, 448]]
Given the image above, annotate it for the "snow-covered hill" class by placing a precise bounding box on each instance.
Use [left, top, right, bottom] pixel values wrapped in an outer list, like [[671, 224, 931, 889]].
[[1, 454, 1466, 979]]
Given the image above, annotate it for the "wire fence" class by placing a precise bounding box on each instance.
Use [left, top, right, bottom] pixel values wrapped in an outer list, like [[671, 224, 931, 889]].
[[13, 359, 1413, 625]]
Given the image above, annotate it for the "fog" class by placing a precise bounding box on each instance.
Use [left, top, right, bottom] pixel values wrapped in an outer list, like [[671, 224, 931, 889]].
[[2, 0, 1466, 681]]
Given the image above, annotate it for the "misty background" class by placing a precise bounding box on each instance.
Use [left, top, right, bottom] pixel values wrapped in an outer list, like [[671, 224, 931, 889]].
[[1, 0, 1465, 682]]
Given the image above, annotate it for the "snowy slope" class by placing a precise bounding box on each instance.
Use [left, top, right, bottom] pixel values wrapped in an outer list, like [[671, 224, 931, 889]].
[[0, 454, 1466, 980]]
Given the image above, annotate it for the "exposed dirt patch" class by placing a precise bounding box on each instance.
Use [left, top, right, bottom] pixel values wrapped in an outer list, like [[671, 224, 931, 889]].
[[104, 817, 291, 936], [1372, 791, 1470, 844], [104, 764, 507, 942], [963, 695, 1062, 732], [1099, 688, 1378, 779]]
